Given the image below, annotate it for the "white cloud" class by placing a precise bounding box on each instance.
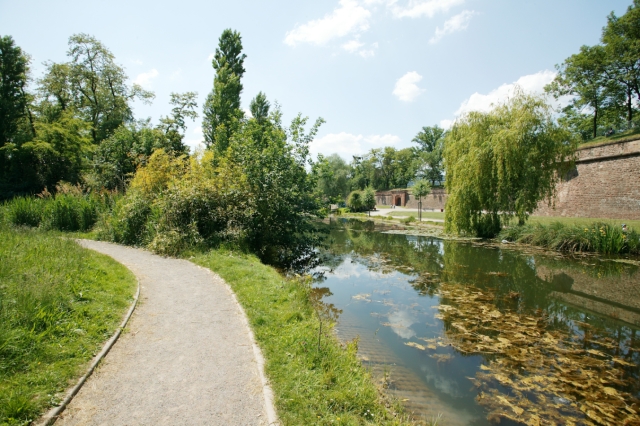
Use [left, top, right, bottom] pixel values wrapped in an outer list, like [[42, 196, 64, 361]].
[[342, 39, 377, 57], [342, 39, 365, 52], [284, 0, 371, 46], [311, 132, 401, 161], [133, 69, 159, 88], [390, 0, 465, 19], [359, 42, 378, 58], [131, 59, 143, 65], [393, 71, 424, 102], [207, 53, 215, 62], [439, 119, 453, 129], [429, 9, 476, 44], [455, 70, 557, 115]]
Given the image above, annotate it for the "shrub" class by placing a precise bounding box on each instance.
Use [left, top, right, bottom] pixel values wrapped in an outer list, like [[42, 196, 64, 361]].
[[347, 191, 364, 212]]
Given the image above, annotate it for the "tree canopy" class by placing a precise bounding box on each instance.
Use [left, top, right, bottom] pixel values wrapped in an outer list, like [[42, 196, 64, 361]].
[[546, 1, 640, 140], [444, 91, 577, 237], [202, 29, 246, 153]]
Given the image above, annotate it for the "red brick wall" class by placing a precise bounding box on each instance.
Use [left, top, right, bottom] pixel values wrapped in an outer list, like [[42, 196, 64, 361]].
[[534, 139, 640, 220], [404, 188, 448, 210]]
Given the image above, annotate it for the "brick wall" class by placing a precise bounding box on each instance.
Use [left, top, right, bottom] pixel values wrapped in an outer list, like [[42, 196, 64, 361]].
[[404, 188, 448, 210], [534, 139, 640, 220]]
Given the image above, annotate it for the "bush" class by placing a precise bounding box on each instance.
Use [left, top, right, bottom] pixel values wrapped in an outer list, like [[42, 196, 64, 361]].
[[97, 109, 326, 272]]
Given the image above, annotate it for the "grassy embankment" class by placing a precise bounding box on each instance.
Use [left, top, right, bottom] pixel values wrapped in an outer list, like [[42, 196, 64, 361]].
[[0, 221, 136, 425], [578, 127, 640, 148], [190, 249, 419, 425]]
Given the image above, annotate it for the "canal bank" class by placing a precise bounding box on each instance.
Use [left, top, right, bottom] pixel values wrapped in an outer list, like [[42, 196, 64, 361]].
[[314, 219, 640, 425]]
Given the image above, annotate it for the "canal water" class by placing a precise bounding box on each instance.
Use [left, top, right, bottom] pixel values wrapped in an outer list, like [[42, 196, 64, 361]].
[[313, 219, 640, 425]]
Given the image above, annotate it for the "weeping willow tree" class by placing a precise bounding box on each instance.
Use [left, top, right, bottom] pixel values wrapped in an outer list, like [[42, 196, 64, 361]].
[[443, 90, 577, 238]]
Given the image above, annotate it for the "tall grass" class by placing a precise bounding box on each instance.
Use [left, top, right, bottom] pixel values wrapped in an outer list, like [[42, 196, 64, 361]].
[[0, 228, 136, 425], [3, 192, 116, 232], [500, 221, 640, 255]]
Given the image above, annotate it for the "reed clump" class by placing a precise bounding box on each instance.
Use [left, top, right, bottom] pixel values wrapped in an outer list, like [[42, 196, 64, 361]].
[[499, 221, 640, 255], [3, 186, 116, 232]]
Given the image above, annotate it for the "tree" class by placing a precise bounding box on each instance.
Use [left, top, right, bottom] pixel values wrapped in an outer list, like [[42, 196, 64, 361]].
[[546, 45, 611, 139], [312, 153, 351, 203], [411, 179, 431, 222], [412, 125, 445, 186], [157, 92, 198, 154], [443, 91, 576, 238], [0, 35, 32, 149], [202, 29, 246, 153], [601, 0, 640, 124], [229, 107, 325, 270], [250, 91, 269, 124], [363, 187, 376, 215], [64, 34, 153, 144]]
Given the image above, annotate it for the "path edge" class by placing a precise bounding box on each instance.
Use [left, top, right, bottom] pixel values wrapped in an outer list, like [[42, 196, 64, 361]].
[[198, 265, 280, 426], [34, 241, 141, 426]]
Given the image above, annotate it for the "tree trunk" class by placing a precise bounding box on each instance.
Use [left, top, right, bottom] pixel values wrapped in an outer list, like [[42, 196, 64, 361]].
[[593, 108, 598, 139], [627, 87, 633, 123]]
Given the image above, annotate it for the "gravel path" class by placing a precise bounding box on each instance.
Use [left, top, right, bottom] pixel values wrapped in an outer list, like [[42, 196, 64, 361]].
[[56, 240, 277, 426]]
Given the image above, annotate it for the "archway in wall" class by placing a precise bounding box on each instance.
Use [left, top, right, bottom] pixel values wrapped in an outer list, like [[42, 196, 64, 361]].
[[395, 196, 402, 206]]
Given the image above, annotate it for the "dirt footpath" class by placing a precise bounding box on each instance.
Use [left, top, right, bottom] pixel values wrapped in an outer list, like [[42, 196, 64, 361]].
[[57, 240, 276, 426]]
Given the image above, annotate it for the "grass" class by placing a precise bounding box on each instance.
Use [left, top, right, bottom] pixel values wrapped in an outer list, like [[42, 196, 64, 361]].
[[579, 128, 640, 148], [525, 215, 640, 230], [3, 193, 112, 232], [190, 249, 416, 425], [499, 221, 640, 255], [387, 211, 445, 221], [0, 226, 137, 425]]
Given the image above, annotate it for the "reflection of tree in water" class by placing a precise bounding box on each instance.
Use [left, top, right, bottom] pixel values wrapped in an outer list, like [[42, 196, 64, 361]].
[[309, 286, 343, 351], [318, 219, 445, 281]]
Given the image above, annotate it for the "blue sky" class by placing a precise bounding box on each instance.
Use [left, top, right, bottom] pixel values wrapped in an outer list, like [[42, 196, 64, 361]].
[[0, 0, 631, 160]]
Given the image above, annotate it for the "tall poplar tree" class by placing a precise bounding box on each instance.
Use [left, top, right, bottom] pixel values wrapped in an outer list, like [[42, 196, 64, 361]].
[[202, 29, 246, 153], [0, 36, 31, 148]]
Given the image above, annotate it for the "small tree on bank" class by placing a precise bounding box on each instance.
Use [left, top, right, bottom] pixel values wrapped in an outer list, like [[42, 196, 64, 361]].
[[443, 90, 577, 238], [363, 187, 376, 216], [411, 179, 431, 222]]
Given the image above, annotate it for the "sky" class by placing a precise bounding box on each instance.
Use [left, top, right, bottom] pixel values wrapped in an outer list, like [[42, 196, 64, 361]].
[[0, 0, 632, 160]]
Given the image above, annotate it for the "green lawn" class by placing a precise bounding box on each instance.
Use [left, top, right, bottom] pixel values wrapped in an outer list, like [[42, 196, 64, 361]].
[[388, 211, 445, 221], [0, 227, 137, 425], [579, 129, 640, 148]]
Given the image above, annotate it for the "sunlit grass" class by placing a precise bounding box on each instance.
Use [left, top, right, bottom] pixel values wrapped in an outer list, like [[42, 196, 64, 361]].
[[579, 127, 640, 148], [0, 227, 136, 425]]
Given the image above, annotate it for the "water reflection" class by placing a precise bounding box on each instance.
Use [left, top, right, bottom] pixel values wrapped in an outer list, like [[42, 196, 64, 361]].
[[314, 219, 640, 425]]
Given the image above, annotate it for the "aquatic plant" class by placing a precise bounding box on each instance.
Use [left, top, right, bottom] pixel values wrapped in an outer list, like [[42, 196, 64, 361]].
[[404, 282, 640, 425]]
